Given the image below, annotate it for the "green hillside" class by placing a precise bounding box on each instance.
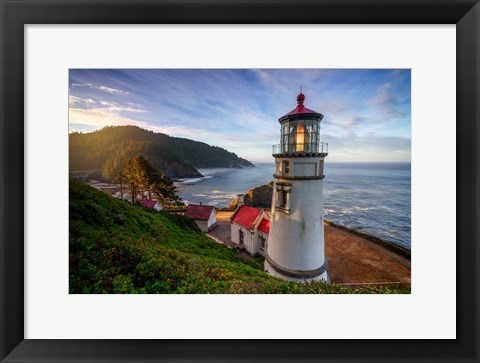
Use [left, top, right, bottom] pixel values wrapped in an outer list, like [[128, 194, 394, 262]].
[[69, 178, 402, 294], [69, 126, 254, 180]]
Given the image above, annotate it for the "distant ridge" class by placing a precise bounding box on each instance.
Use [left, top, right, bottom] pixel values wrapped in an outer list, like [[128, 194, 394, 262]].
[[69, 125, 254, 180]]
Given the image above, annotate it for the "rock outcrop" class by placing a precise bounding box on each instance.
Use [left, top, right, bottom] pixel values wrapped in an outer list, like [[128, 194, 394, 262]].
[[229, 182, 274, 209]]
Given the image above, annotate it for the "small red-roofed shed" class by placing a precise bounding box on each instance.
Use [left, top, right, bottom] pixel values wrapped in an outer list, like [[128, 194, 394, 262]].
[[230, 205, 270, 256], [138, 199, 163, 211], [185, 203, 217, 232]]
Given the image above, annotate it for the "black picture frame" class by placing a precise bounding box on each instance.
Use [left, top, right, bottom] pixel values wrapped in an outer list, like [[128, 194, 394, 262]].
[[1, 1, 479, 362]]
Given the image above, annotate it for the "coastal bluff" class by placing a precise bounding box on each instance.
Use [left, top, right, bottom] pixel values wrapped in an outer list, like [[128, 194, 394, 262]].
[[229, 182, 274, 209]]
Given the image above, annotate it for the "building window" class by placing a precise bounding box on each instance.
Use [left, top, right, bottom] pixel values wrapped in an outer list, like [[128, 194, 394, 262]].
[[259, 235, 266, 250], [239, 230, 244, 245], [282, 160, 290, 175]]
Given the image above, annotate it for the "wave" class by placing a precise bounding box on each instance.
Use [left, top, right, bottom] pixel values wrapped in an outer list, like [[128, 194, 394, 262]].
[[176, 177, 209, 185]]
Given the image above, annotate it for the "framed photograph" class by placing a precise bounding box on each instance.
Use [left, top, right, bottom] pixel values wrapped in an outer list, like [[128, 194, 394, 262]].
[[67, 67, 412, 294], [1, 1, 478, 362]]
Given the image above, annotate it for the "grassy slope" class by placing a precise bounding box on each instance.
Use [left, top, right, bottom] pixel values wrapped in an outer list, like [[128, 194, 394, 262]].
[[69, 178, 404, 294]]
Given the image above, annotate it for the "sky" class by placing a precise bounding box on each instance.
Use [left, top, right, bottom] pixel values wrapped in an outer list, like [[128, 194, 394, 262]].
[[69, 69, 411, 163]]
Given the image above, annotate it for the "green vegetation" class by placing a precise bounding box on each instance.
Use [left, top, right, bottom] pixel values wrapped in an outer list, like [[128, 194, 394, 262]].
[[70, 178, 406, 294], [121, 154, 182, 206], [69, 125, 254, 180]]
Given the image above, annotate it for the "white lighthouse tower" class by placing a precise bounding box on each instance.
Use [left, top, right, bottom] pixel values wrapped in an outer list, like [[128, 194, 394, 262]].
[[264, 91, 329, 282]]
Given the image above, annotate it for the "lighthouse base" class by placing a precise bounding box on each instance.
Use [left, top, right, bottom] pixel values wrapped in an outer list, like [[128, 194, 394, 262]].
[[264, 259, 330, 283]]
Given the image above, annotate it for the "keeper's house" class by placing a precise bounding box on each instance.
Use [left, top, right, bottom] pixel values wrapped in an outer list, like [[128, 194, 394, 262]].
[[230, 205, 270, 256], [185, 204, 217, 232]]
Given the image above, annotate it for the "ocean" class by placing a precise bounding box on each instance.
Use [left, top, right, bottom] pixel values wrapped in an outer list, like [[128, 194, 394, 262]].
[[175, 162, 411, 250]]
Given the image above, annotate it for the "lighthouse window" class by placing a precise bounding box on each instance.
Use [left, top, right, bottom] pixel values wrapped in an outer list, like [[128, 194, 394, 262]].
[[282, 160, 290, 175], [280, 189, 288, 208], [275, 184, 291, 212], [294, 124, 306, 152]]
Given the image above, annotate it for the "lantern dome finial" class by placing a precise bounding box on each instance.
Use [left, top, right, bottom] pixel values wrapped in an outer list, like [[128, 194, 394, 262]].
[[278, 88, 323, 123], [297, 87, 305, 104]]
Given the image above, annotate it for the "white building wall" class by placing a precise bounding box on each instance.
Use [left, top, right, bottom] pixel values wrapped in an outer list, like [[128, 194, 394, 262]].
[[257, 232, 268, 257], [250, 232, 259, 255], [230, 223, 241, 245], [251, 211, 269, 256], [244, 231, 254, 254], [207, 210, 216, 229], [231, 222, 256, 254]]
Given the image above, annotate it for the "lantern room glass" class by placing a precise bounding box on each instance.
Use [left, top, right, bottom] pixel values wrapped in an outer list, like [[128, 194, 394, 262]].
[[280, 118, 320, 153]]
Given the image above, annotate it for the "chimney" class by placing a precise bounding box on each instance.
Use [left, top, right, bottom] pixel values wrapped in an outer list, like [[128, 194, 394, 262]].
[[237, 194, 244, 207]]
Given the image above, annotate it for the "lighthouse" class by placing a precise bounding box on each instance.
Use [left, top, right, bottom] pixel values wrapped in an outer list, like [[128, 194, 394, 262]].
[[264, 91, 329, 282]]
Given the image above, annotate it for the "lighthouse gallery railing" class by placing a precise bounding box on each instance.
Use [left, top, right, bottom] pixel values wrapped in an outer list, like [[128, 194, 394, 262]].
[[272, 142, 328, 156]]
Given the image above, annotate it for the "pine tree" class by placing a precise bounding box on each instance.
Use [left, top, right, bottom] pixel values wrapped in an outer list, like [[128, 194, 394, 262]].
[[151, 173, 183, 206], [122, 154, 182, 206]]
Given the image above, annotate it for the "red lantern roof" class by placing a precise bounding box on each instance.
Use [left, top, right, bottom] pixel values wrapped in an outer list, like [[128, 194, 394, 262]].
[[278, 92, 323, 123]]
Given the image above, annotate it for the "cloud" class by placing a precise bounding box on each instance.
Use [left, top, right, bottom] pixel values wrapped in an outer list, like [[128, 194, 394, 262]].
[[68, 69, 411, 162], [69, 95, 96, 107], [71, 83, 129, 95], [250, 69, 290, 94], [97, 101, 146, 113], [68, 106, 250, 150], [69, 108, 142, 128], [69, 98, 147, 129], [97, 85, 129, 95], [366, 83, 407, 120]]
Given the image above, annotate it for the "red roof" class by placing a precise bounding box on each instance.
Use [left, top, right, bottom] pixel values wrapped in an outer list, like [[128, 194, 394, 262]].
[[257, 218, 270, 235], [138, 200, 156, 209], [231, 205, 261, 229], [185, 204, 214, 220], [279, 92, 322, 122]]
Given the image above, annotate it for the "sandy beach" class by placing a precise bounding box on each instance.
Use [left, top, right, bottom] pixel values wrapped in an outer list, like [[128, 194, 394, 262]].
[[212, 211, 411, 288]]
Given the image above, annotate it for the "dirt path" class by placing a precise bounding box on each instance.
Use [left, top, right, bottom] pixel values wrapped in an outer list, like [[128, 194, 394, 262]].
[[211, 211, 411, 286], [324, 224, 410, 285]]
